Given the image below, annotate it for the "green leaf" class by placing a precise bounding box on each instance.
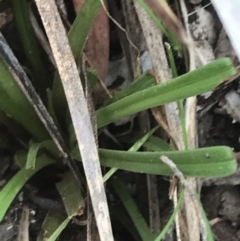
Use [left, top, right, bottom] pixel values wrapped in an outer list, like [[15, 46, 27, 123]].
[[165, 42, 188, 149], [56, 172, 85, 218], [103, 126, 160, 182], [97, 146, 237, 177], [37, 211, 67, 241], [71, 145, 237, 177], [96, 58, 236, 128], [87, 69, 99, 89], [10, 0, 50, 94], [118, 131, 174, 151], [26, 140, 59, 169], [46, 89, 66, 140], [110, 207, 141, 241], [0, 58, 49, 141], [47, 216, 70, 241], [52, 0, 102, 120], [0, 153, 55, 221], [143, 137, 173, 151], [201, 203, 215, 241], [105, 71, 156, 105], [155, 189, 184, 240], [111, 177, 155, 241], [68, 0, 102, 58]]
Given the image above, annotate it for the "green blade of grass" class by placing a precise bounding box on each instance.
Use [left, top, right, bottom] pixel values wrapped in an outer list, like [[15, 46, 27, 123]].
[[118, 131, 174, 151], [165, 42, 188, 149], [10, 0, 50, 94], [47, 217, 70, 241], [104, 127, 169, 241], [103, 126, 160, 182], [155, 189, 184, 241], [105, 71, 157, 105], [26, 140, 59, 169], [154, 190, 214, 241], [97, 58, 236, 128], [0, 58, 49, 141], [71, 146, 237, 177], [37, 211, 67, 241], [110, 207, 141, 241], [56, 172, 85, 218], [0, 154, 55, 221], [46, 89, 67, 141], [98, 146, 236, 177], [142, 138, 173, 151], [52, 0, 102, 119], [111, 177, 155, 241], [68, 0, 101, 58], [199, 198, 215, 241]]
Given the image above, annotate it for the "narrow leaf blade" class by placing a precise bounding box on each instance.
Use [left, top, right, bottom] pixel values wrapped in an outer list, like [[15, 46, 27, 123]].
[[0, 154, 55, 221], [97, 58, 236, 128]]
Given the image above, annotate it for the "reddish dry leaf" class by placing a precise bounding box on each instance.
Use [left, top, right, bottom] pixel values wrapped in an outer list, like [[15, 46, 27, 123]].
[[143, 0, 189, 45], [72, 0, 109, 81]]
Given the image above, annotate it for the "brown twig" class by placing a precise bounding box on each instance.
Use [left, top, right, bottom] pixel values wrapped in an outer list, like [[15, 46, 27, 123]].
[[17, 205, 30, 241]]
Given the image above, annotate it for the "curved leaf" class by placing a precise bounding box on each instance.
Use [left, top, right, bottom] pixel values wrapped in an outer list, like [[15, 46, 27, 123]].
[[0, 153, 55, 221], [98, 146, 236, 177], [0, 57, 49, 141], [26, 140, 59, 169], [111, 177, 155, 241]]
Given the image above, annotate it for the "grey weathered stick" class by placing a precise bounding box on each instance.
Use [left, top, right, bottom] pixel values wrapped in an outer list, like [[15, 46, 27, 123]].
[[160, 156, 207, 241], [134, 3, 183, 241], [179, 1, 201, 240], [34, 1, 113, 240], [134, 3, 184, 150]]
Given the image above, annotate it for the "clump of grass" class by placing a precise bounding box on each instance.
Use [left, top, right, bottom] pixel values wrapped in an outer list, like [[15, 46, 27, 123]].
[[0, 0, 237, 240]]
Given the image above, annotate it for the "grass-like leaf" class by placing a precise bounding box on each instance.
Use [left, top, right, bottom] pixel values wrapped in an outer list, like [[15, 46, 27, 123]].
[[155, 189, 184, 240], [97, 146, 236, 177], [37, 211, 67, 241], [26, 140, 59, 169], [142, 137, 173, 151], [56, 172, 85, 217], [111, 177, 155, 241], [110, 207, 141, 241], [118, 131, 174, 151], [0, 57, 49, 141], [0, 153, 55, 221], [103, 126, 160, 182], [97, 58, 236, 128], [10, 0, 50, 93], [105, 71, 156, 105], [46, 216, 70, 241], [71, 146, 237, 177], [52, 0, 102, 119]]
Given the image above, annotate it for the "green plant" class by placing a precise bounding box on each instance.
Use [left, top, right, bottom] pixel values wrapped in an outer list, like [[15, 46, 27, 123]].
[[0, 0, 237, 240]]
